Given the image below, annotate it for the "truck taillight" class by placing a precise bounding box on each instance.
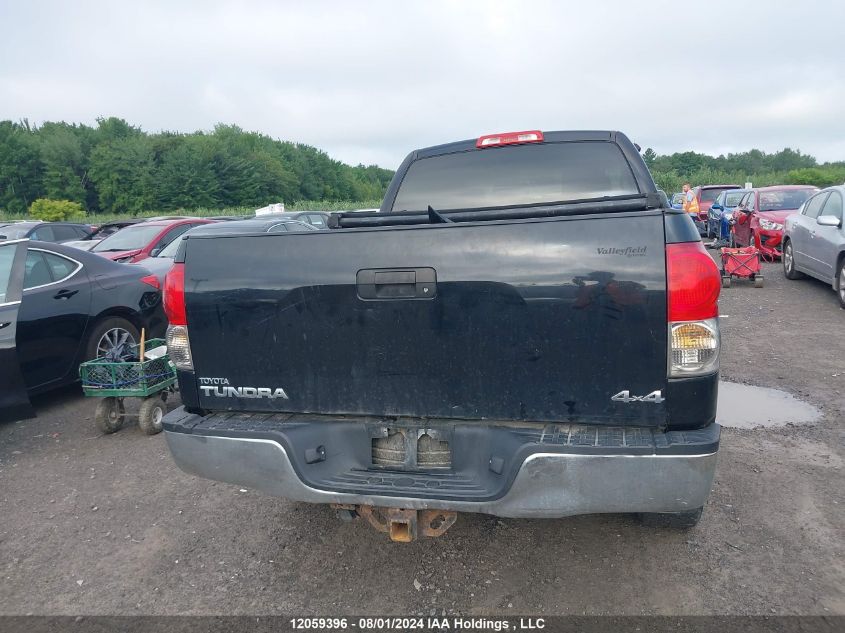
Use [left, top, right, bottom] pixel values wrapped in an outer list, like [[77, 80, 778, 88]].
[[667, 242, 720, 322], [163, 263, 186, 325], [667, 242, 721, 377], [163, 263, 193, 370]]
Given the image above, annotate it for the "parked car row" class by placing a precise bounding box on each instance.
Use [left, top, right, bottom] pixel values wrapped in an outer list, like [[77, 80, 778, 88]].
[[674, 184, 819, 257], [677, 182, 843, 305], [0, 210, 331, 419]]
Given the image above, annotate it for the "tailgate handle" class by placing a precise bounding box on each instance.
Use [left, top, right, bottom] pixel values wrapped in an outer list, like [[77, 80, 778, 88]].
[[375, 271, 416, 285], [357, 268, 437, 300]]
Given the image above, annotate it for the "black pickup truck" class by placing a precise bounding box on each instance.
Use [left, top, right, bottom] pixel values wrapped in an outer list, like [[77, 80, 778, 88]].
[[161, 130, 722, 541]]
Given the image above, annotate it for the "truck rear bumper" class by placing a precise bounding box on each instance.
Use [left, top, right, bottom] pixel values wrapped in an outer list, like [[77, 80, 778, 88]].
[[163, 408, 719, 519]]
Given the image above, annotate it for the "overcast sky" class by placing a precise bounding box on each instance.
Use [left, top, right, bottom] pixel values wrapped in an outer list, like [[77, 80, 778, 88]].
[[2, 0, 844, 168]]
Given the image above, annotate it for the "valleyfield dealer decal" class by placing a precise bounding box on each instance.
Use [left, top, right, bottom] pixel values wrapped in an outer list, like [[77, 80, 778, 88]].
[[596, 246, 647, 257], [198, 377, 289, 399]]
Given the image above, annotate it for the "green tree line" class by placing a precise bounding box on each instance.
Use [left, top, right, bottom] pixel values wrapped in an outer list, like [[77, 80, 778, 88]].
[[0, 117, 395, 215], [643, 146, 845, 195], [3, 117, 844, 217]]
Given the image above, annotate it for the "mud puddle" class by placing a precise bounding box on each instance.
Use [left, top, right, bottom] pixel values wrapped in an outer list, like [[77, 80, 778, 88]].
[[717, 381, 822, 429]]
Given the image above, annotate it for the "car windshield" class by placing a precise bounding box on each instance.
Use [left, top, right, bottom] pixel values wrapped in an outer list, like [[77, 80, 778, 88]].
[[671, 193, 685, 205], [700, 188, 733, 203], [724, 191, 746, 207], [758, 189, 816, 211], [391, 141, 639, 211], [0, 225, 32, 240], [92, 224, 164, 252]]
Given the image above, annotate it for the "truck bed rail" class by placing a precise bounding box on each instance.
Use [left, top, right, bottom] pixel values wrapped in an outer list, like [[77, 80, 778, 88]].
[[328, 193, 663, 229]]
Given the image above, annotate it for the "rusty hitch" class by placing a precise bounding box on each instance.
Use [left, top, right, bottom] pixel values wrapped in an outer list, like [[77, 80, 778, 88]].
[[332, 504, 457, 542]]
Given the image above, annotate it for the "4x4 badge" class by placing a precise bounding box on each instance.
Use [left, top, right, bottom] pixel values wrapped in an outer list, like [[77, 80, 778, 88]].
[[611, 390, 665, 404]]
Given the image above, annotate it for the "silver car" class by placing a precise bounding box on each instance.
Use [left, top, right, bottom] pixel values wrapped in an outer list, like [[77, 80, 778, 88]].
[[782, 185, 845, 308]]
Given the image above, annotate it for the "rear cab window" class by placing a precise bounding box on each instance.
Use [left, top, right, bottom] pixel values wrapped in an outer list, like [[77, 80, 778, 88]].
[[391, 141, 639, 212]]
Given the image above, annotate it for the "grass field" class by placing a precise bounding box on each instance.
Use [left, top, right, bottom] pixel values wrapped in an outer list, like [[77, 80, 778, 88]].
[[0, 199, 383, 223]]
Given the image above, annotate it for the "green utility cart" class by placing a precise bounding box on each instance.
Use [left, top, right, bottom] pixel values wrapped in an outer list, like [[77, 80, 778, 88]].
[[79, 338, 177, 435]]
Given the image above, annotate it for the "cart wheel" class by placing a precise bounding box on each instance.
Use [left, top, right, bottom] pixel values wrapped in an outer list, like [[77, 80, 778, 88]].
[[95, 397, 125, 434], [754, 275, 764, 288], [138, 396, 166, 435], [721, 276, 731, 288]]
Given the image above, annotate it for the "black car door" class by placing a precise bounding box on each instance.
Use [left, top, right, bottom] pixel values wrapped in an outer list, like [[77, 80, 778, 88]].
[[29, 225, 56, 242], [0, 240, 35, 422], [16, 246, 93, 391], [50, 224, 84, 243]]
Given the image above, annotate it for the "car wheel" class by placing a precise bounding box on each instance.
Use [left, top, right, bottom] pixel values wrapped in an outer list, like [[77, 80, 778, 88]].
[[95, 397, 125, 434], [838, 259, 845, 309], [783, 240, 803, 280], [637, 507, 703, 529], [138, 396, 166, 435], [85, 317, 140, 362]]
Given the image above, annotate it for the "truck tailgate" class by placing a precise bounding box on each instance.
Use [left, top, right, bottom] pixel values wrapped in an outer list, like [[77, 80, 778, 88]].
[[184, 212, 668, 425]]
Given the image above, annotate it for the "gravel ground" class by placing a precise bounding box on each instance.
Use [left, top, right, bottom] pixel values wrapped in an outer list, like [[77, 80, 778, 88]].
[[0, 257, 842, 616]]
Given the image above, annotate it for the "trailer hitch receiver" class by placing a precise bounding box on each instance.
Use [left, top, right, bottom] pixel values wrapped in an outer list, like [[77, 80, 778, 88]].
[[333, 505, 457, 542]]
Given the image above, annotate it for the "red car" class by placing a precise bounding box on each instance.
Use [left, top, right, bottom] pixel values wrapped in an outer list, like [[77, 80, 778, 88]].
[[692, 184, 742, 223], [90, 218, 214, 263], [731, 186, 819, 256]]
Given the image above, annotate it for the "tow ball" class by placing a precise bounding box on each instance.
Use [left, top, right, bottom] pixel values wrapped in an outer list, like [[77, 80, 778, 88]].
[[331, 505, 457, 542]]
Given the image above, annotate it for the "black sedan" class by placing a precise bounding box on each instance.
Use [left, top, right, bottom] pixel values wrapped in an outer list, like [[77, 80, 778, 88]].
[[0, 221, 93, 243], [0, 239, 166, 422]]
